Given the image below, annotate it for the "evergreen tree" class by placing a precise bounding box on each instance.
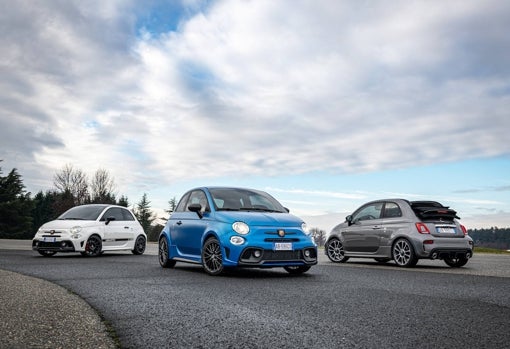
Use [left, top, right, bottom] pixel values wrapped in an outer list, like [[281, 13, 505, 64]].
[[134, 193, 155, 235], [165, 197, 177, 216], [31, 190, 58, 234], [117, 195, 129, 207], [0, 166, 34, 239]]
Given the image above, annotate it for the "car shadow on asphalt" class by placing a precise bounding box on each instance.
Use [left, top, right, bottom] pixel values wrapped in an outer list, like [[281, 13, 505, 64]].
[[328, 259, 456, 270], [167, 264, 316, 279]]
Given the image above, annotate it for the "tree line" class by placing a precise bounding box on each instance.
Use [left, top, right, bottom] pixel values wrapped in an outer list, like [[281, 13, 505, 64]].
[[4, 161, 505, 248], [0, 162, 174, 241], [469, 227, 510, 250]]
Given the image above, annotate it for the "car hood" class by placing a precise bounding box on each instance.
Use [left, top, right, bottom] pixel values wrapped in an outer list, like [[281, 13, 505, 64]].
[[39, 219, 101, 230], [213, 211, 303, 227]]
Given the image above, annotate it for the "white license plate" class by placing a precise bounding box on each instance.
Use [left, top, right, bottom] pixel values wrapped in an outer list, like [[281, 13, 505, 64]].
[[436, 227, 455, 234], [274, 242, 293, 251], [42, 237, 56, 242]]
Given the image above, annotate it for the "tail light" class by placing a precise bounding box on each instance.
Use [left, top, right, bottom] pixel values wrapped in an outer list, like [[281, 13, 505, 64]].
[[460, 224, 468, 235], [415, 222, 430, 234]]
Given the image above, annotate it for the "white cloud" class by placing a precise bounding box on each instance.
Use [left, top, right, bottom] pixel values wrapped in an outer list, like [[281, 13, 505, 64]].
[[0, 0, 509, 210]]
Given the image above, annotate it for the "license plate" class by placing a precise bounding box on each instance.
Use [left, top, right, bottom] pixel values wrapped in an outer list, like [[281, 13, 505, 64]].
[[274, 242, 293, 251], [436, 227, 455, 234], [42, 237, 56, 242]]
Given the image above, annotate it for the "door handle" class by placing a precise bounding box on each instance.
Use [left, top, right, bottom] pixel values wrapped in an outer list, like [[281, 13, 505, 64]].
[[372, 226, 383, 230], [124, 226, 130, 229], [176, 221, 183, 226]]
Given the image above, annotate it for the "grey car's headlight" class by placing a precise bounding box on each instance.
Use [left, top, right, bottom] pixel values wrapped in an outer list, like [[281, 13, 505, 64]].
[[232, 222, 249, 235], [301, 222, 311, 235]]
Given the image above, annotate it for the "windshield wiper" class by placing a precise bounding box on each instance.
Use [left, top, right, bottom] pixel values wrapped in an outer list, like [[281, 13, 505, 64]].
[[239, 208, 281, 213], [217, 208, 241, 211], [59, 218, 85, 220]]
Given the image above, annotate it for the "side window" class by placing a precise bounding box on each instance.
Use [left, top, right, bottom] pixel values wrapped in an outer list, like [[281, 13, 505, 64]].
[[352, 203, 383, 222], [186, 190, 209, 212], [101, 208, 124, 221], [121, 208, 135, 221], [175, 193, 191, 212], [383, 202, 402, 218]]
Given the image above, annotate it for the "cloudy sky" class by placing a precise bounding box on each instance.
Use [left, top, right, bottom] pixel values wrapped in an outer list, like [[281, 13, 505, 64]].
[[1, 0, 509, 231]]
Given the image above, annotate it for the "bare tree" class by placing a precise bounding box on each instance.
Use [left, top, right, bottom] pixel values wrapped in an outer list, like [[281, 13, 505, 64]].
[[311, 227, 327, 247], [90, 169, 116, 204], [53, 164, 88, 205]]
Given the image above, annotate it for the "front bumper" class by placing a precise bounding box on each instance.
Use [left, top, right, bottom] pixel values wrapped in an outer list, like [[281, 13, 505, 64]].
[[32, 239, 76, 252], [236, 246, 318, 267]]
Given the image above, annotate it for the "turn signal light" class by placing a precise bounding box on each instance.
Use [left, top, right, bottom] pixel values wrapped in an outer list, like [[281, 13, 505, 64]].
[[415, 222, 430, 234]]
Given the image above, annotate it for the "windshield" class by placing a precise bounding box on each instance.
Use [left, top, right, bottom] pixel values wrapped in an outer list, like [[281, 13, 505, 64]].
[[209, 188, 286, 213], [58, 205, 107, 221]]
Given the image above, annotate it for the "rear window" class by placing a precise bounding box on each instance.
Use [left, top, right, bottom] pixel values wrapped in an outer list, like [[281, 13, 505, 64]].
[[410, 201, 459, 221]]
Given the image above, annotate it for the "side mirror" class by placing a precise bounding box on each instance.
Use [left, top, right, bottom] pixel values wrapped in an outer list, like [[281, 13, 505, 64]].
[[346, 215, 353, 226], [188, 203, 203, 219], [284, 207, 290, 213], [105, 216, 116, 225]]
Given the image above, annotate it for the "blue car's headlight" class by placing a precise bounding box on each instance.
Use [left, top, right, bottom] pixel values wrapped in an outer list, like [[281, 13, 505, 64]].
[[232, 222, 249, 235], [301, 222, 311, 235]]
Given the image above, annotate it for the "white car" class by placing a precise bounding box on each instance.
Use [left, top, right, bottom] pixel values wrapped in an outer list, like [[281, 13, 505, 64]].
[[32, 204, 147, 257]]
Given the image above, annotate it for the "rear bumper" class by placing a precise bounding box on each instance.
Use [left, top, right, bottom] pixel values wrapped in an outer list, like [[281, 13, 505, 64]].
[[428, 248, 473, 260]]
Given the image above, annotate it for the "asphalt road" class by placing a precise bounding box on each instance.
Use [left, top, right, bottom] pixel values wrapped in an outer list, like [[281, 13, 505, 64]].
[[1, 241, 510, 348]]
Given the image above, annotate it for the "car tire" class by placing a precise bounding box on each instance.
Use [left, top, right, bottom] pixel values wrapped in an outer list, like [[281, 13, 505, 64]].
[[159, 237, 176, 268], [325, 238, 349, 263], [83, 235, 102, 257], [132, 235, 146, 255], [284, 265, 311, 274], [202, 237, 224, 276], [444, 256, 469, 268], [38, 250, 57, 257], [392, 238, 418, 267]]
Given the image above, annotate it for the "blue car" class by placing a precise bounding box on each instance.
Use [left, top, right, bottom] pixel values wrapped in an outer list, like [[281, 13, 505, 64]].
[[158, 187, 318, 275]]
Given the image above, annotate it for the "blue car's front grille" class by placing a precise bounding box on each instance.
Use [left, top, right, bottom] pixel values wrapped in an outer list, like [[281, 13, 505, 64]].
[[263, 250, 302, 260]]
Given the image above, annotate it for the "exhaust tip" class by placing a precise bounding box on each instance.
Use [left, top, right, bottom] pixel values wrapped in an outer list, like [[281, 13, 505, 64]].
[[466, 252, 472, 259], [431, 252, 438, 259]]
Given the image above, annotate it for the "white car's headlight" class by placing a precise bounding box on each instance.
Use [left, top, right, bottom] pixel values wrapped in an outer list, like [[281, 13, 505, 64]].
[[232, 222, 249, 235], [70, 226, 82, 238], [301, 222, 311, 235]]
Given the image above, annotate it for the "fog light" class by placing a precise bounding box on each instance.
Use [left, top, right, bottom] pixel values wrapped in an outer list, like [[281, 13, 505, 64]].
[[230, 236, 245, 245], [61, 242, 66, 247], [304, 249, 311, 257], [253, 250, 262, 258]]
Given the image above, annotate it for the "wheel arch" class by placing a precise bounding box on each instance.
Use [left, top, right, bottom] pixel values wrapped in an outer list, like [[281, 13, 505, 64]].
[[389, 234, 420, 257]]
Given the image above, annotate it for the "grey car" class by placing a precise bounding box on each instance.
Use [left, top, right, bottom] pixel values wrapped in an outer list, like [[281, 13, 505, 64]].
[[325, 199, 474, 267]]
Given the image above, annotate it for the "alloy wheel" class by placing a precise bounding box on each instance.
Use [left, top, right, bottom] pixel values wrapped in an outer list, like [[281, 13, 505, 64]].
[[392, 239, 417, 267], [159, 237, 176, 268], [132, 235, 146, 255], [84, 235, 102, 257], [326, 239, 349, 263], [202, 238, 224, 275]]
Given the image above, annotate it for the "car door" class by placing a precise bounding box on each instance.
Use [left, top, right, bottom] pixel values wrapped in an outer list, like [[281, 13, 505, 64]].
[[342, 202, 384, 253], [101, 207, 131, 247], [169, 190, 210, 258]]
